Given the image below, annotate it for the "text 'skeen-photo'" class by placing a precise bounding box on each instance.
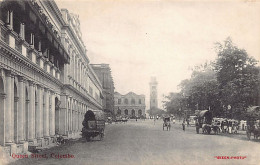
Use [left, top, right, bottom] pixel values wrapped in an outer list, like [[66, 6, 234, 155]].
[[0, 0, 260, 165]]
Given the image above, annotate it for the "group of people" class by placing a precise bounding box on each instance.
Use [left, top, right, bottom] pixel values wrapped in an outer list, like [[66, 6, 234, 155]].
[[220, 119, 239, 134]]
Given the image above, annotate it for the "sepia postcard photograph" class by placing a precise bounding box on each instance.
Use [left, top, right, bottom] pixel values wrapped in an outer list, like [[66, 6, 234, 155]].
[[0, 0, 260, 164]]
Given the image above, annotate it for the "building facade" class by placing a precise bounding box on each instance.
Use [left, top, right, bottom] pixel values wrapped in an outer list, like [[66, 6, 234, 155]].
[[91, 64, 114, 117], [114, 92, 146, 118], [149, 77, 158, 109], [0, 0, 103, 155]]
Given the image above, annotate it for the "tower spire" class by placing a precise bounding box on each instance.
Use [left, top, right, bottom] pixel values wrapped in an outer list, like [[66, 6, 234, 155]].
[[149, 77, 158, 109]]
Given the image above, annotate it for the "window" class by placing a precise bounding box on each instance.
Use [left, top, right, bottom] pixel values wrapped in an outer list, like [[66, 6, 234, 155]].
[[118, 99, 121, 104], [139, 99, 142, 104], [131, 99, 135, 105], [124, 98, 128, 104]]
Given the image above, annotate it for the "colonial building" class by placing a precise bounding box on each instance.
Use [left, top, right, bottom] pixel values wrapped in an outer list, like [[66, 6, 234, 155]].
[[0, 0, 103, 155], [91, 64, 114, 117], [149, 77, 158, 109], [114, 92, 146, 118]]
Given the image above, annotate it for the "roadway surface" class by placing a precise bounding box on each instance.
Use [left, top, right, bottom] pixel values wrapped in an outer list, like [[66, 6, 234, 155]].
[[8, 119, 260, 165]]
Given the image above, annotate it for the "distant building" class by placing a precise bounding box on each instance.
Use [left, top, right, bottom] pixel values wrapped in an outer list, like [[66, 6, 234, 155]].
[[91, 64, 114, 116], [114, 92, 146, 118], [149, 77, 158, 109]]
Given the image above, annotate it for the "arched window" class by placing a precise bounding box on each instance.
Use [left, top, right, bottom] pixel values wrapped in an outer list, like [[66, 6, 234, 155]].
[[117, 109, 121, 115], [125, 109, 128, 115], [124, 98, 128, 104], [138, 109, 142, 117], [131, 98, 135, 105], [131, 109, 135, 117]]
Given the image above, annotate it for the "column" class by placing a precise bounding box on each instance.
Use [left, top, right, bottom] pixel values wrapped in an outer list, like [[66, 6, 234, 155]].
[[5, 71, 12, 143], [70, 99, 73, 132], [35, 86, 40, 138], [36, 85, 43, 138], [6, 10, 13, 30], [18, 76, 24, 142], [19, 23, 25, 39], [43, 88, 50, 137], [28, 81, 35, 140], [50, 92, 55, 136], [79, 62, 81, 85], [0, 93, 6, 146], [75, 110, 77, 131], [10, 75, 14, 142], [75, 58, 78, 82]]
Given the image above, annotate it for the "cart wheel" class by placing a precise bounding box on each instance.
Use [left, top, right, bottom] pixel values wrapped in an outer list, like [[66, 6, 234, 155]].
[[247, 131, 251, 140]]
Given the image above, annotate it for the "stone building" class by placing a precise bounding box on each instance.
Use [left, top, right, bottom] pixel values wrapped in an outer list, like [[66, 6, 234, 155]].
[[91, 64, 114, 117], [149, 77, 158, 109], [0, 0, 103, 155], [114, 92, 146, 118]]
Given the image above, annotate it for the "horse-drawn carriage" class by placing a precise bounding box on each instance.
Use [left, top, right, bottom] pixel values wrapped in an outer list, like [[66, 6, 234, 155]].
[[245, 106, 260, 140], [82, 110, 105, 141], [163, 116, 171, 131], [195, 110, 220, 134]]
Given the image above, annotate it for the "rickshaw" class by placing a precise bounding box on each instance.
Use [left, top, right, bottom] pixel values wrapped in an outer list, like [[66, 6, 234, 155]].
[[82, 110, 105, 141], [245, 106, 260, 140], [163, 116, 171, 131]]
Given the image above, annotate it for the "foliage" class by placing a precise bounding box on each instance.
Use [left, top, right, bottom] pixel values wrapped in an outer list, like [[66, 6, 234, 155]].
[[147, 107, 166, 116], [163, 37, 260, 119], [215, 37, 260, 118]]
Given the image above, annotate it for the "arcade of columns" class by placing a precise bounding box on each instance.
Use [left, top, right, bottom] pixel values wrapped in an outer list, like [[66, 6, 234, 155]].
[[0, 68, 88, 146]]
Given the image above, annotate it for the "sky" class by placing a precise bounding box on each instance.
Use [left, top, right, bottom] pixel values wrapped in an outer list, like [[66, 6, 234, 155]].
[[56, 0, 260, 109]]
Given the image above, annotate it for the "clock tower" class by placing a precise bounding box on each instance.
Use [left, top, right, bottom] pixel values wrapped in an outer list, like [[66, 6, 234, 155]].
[[149, 77, 158, 109]]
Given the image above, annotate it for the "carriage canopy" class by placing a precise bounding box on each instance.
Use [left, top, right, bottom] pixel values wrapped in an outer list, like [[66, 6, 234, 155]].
[[246, 106, 260, 119], [92, 110, 105, 120], [84, 110, 104, 121]]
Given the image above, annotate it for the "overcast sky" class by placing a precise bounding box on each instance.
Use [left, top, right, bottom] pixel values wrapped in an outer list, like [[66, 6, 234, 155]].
[[56, 0, 260, 109]]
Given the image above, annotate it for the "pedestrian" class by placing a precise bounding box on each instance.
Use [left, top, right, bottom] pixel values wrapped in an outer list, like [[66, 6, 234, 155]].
[[136, 116, 137, 122], [182, 122, 185, 131], [186, 118, 190, 127], [195, 119, 199, 134], [228, 120, 232, 134]]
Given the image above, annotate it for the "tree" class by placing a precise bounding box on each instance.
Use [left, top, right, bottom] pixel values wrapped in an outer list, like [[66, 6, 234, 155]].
[[163, 92, 185, 118], [164, 63, 222, 117], [147, 107, 166, 117], [214, 37, 260, 119]]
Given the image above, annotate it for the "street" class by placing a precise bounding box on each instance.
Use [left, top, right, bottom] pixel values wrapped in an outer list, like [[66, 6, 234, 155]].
[[10, 120, 260, 165]]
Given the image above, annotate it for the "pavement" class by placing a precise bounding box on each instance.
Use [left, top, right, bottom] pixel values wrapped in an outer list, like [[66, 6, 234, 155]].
[[5, 119, 260, 165]]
